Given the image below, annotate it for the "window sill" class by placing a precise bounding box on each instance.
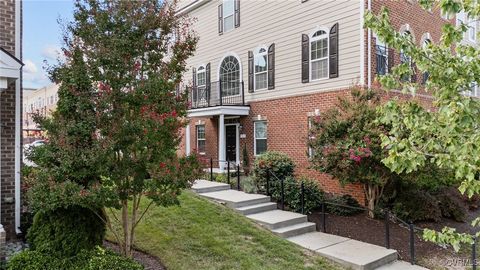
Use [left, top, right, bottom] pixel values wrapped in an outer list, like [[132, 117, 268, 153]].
[[310, 77, 329, 82]]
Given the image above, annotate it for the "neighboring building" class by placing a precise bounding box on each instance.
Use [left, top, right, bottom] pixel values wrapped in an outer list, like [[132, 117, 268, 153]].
[[23, 84, 59, 142], [176, 0, 458, 202], [0, 0, 23, 238]]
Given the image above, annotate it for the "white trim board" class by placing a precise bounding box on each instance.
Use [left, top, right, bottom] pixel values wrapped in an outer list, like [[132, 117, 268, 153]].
[[188, 105, 250, 118]]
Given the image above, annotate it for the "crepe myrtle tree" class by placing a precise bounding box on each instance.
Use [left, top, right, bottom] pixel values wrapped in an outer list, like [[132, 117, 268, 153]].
[[308, 89, 393, 218], [365, 0, 480, 251], [29, 0, 201, 257]]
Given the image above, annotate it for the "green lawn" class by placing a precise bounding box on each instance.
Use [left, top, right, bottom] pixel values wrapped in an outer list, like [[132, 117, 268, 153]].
[[107, 191, 342, 270]]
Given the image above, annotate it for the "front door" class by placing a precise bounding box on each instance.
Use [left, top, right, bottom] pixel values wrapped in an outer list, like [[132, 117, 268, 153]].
[[225, 125, 237, 163]]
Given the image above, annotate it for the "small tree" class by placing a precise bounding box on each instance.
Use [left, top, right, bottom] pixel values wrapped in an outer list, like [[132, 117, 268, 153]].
[[29, 0, 201, 257], [309, 89, 394, 218]]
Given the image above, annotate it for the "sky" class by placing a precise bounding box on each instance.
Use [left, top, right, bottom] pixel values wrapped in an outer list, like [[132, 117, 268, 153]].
[[23, 0, 74, 89]]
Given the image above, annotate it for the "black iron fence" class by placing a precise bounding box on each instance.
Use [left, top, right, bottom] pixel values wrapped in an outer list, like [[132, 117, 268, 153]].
[[201, 157, 478, 268], [187, 81, 245, 109]]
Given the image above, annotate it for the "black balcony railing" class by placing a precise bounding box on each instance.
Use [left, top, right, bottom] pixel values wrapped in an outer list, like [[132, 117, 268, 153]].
[[187, 81, 245, 109]]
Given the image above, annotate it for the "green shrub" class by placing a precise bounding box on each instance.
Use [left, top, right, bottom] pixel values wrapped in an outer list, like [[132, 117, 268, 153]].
[[253, 151, 295, 193], [270, 177, 324, 214], [392, 189, 441, 222], [8, 247, 143, 270], [435, 187, 466, 222], [326, 194, 364, 216], [240, 176, 257, 194], [27, 206, 106, 257]]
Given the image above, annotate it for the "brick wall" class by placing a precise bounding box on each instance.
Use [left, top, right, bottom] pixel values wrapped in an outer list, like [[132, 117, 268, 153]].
[[1, 81, 16, 236], [240, 89, 365, 203], [369, 0, 454, 84], [0, 0, 16, 55], [0, 0, 19, 238]]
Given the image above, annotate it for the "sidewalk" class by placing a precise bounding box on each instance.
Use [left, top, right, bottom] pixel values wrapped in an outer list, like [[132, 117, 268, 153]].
[[192, 179, 429, 270]]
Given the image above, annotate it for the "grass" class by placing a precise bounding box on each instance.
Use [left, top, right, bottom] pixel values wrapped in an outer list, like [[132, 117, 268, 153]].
[[107, 191, 342, 270]]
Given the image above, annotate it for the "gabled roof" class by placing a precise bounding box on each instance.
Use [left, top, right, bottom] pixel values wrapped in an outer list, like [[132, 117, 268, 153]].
[[0, 47, 23, 79]]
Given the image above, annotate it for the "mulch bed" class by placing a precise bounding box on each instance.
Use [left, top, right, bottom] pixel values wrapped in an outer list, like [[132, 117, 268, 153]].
[[103, 241, 166, 270], [307, 211, 473, 269]]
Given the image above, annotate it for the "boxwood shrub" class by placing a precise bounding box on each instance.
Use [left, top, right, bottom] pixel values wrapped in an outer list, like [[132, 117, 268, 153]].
[[253, 151, 295, 193], [27, 206, 106, 257], [7, 247, 143, 270]]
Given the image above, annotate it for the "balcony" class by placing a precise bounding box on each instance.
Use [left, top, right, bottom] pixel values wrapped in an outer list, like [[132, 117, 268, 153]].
[[187, 81, 245, 109]]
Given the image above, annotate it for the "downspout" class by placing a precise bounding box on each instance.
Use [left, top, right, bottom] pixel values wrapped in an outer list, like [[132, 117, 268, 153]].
[[15, 0, 22, 234], [367, 0, 372, 88], [360, 0, 365, 86]]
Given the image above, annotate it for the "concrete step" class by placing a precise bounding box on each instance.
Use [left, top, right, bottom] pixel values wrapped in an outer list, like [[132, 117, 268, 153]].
[[235, 202, 277, 215], [199, 189, 271, 208], [317, 239, 397, 270], [246, 210, 307, 230], [192, 179, 230, 193], [374, 260, 429, 270], [271, 222, 317, 238], [288, 232, 398, 270]]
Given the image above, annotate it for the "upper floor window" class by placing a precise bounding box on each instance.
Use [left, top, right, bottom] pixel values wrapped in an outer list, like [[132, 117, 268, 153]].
[[223, 0, 234, 32], [400, 30, 413, 82], [468, 16, 477, 41], [421, 37, 432, 84], [219, 55, 241, 96], [254, 47, 268, 90], [301, 23, 339, 83], [375, 38, 388, 76], [197, 65, 206, 88], [248, 44, 275, 92], [310, 29, 329, 81], [218, 0, 240, 34]]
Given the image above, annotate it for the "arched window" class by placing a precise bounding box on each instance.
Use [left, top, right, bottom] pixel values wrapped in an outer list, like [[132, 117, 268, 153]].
[[421, 37, 431, 84], [310, 29, 329, 81], [197, 65, 206, 88], [219, 55, 241, 96], [400, 30, 413, 82], [254, 47, 268, 90]]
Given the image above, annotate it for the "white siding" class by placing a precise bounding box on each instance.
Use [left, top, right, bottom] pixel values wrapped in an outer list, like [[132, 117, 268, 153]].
[[183, 0, 362, 103]]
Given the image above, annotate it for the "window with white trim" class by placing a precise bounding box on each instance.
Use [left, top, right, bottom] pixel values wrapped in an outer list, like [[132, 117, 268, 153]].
[[254, 121, 267, 156], [197, 65, 206, 88], [310, 29, 329, 81], [422, 38, 431, 84], [219, 55, 241, 96], [468, 16, 477, 41], [223, 0, 235, 32], [254, 47, 268, 90], [375, 38, 388, 75], [400, 30, 412, 82], [196, 125, 206, 154]]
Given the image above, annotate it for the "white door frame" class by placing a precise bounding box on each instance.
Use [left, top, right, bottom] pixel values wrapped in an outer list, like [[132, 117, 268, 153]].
[[224, 123, 240, 165]]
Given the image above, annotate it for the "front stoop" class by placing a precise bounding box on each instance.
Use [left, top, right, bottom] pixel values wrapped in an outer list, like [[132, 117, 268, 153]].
[[192, 180, 422, 270]]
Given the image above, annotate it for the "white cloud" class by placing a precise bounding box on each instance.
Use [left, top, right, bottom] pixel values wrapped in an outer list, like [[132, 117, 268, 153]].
[[23, 59, 38, 74], [41, 45, 62, 61], [23, 59, 50, 88]]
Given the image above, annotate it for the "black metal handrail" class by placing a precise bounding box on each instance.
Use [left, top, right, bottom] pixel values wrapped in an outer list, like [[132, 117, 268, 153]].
[[200, 158, 478, 268], [265, 169, 477, 268], [187, 80, 245, 109]]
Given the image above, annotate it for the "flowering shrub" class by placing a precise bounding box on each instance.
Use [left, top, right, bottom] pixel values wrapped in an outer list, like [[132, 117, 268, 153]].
[[309, 88, 395, 217]]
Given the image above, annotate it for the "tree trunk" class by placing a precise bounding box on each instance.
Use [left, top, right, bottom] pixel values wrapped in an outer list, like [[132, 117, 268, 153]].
[[121, 199, 132, 257], [365, 184, 376, 219]]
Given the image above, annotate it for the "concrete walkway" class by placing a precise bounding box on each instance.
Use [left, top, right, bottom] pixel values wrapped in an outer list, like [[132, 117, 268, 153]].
[[192, 179, 429, 270]]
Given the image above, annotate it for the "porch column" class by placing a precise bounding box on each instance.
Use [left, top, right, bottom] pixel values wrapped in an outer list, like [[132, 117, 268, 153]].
[[185, 124, 190, 156], [218, 114, 226, 171]]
